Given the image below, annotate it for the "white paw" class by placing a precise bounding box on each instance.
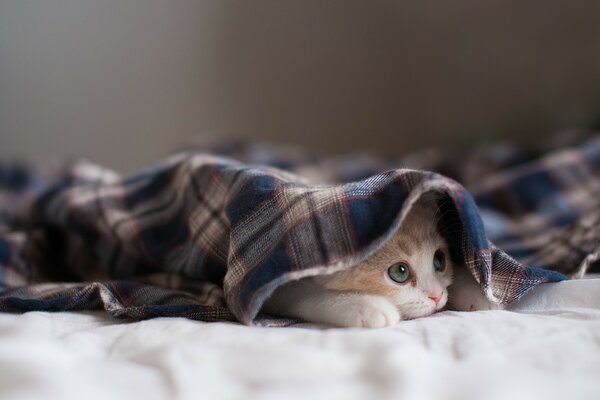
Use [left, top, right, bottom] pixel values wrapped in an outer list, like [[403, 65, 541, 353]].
[[454, 294, 504, 311], [447, 269, 504, 311], [334, 295, 400, 328]]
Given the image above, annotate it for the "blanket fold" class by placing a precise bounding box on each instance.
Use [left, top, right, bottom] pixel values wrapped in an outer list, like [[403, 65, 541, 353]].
[[1, 135, 598, 325]]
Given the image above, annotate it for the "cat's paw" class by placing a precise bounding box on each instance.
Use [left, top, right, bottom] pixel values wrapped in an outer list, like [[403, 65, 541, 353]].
[[334, 295, 400, 328], [448, 293, 504, 311], [447, 267, 504, 312]]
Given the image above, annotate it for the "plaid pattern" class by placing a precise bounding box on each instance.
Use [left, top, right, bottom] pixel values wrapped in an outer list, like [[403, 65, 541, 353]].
[[0, 134, 598, 325]]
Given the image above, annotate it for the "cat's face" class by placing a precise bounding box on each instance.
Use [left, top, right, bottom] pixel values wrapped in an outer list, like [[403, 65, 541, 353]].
[[317, 201, 454, 319]]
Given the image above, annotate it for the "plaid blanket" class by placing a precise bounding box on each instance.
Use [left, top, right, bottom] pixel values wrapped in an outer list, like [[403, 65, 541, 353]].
[[0, 134, 598, 325]]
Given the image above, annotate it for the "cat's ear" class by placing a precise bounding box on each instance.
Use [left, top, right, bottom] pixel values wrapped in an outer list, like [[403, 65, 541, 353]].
[[446, 266, 504, 311], [415, 190, 445, 209]]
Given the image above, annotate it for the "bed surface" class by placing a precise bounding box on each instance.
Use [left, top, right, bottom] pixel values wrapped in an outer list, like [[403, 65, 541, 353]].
[[1, 278, 599, 400]]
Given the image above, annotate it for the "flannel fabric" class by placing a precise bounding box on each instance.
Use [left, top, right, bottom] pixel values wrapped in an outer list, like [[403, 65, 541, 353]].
[[0, 134, 598, 325]]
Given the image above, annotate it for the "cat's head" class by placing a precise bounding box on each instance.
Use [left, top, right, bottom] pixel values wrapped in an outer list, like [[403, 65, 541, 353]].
[[318, 198, 455, 319]]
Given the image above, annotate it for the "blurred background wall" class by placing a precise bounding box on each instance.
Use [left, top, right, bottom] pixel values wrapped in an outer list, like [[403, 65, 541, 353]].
[[1, 0, 600, 172]]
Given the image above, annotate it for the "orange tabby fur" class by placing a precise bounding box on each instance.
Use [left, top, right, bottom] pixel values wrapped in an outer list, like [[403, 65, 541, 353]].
[[263, 196, 457, 327], [315, 201, 452, 299]]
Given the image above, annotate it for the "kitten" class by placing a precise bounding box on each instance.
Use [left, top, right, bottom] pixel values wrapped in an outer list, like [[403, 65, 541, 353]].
[[262, 197, 456, 328]]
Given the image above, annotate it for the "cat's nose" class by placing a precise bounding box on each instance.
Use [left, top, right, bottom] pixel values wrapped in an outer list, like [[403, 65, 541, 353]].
[[428, 293, 442, 304]]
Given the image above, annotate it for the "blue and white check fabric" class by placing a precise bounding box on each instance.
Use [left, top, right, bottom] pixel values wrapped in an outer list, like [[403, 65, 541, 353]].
[[0, 134, 597, 325]]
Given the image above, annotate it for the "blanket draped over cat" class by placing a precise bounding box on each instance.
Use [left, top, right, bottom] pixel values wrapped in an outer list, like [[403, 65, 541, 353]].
[[0, 135, 597, 325]]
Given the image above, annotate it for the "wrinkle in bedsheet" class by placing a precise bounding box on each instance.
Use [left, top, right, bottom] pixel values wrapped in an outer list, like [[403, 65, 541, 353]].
[[1, 280, 599, 400]]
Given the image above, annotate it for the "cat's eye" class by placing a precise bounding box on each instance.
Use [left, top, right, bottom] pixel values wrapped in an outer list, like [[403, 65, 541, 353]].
[[433, 250, 446, 272], [387, 263, 411, 283]]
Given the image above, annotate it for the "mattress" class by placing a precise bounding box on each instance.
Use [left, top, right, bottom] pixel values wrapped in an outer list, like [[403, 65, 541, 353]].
[[1, 278, 599, 400]]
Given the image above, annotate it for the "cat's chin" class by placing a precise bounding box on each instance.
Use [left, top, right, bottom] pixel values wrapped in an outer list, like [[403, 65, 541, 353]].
[[400, 301, 443, 319], [403, 309, 435, 320]]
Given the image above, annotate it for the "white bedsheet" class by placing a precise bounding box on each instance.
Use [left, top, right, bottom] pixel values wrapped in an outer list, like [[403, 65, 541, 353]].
[[1, 279, 599, 400]]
